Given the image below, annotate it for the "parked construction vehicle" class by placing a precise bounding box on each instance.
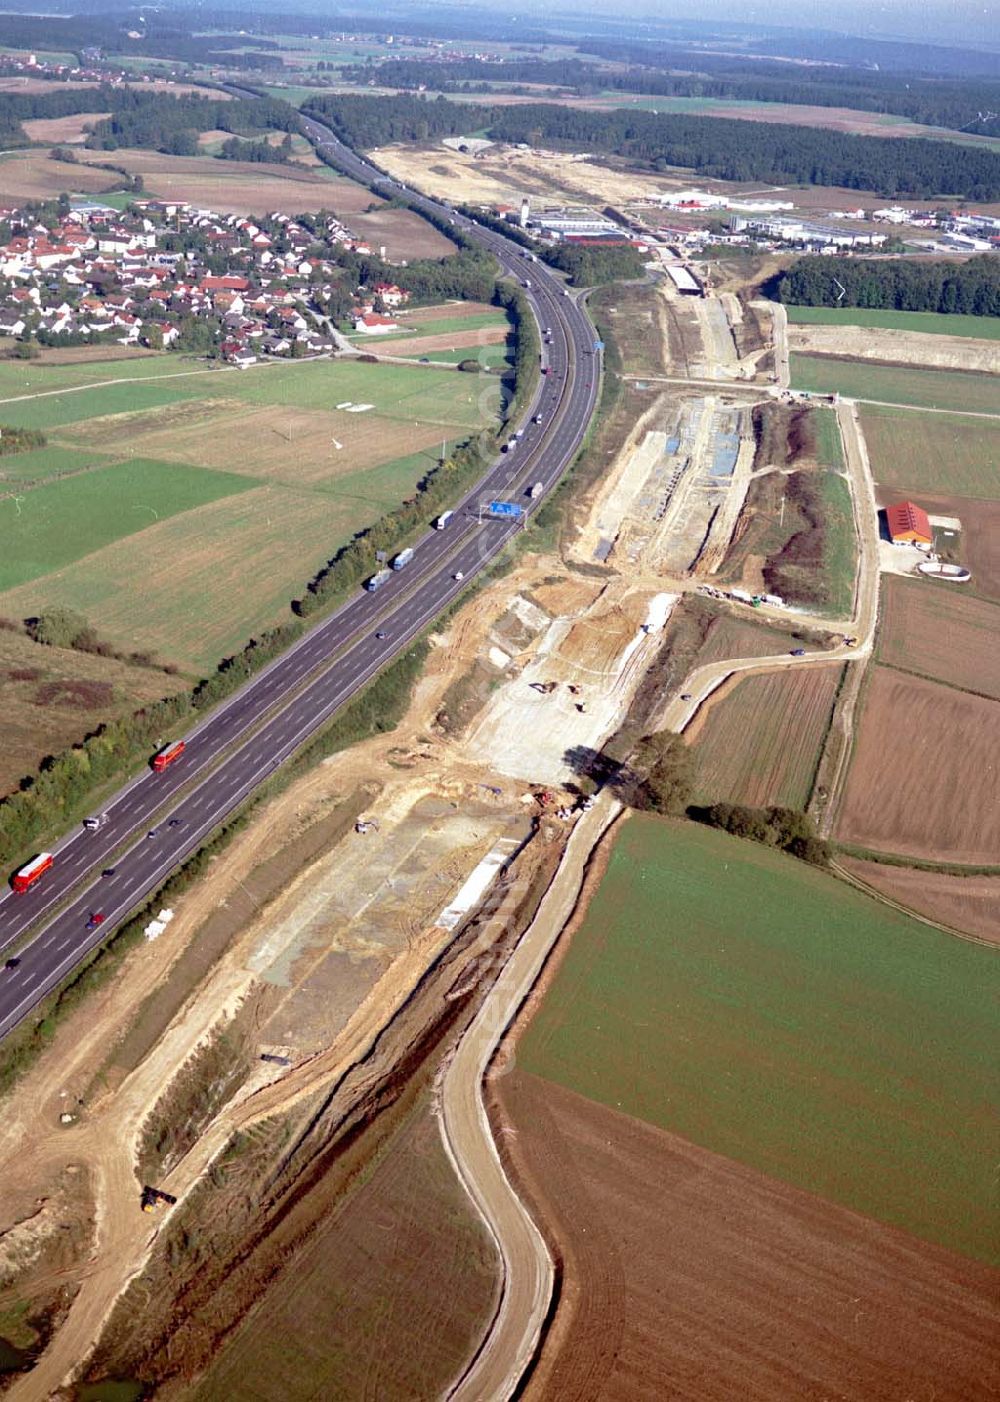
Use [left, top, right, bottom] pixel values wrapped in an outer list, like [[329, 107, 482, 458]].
[[140, 1185, 177, 1213]]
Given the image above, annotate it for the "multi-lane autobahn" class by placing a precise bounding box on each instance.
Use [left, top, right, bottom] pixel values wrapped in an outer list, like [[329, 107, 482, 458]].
[[0, 118, 600, 1042]]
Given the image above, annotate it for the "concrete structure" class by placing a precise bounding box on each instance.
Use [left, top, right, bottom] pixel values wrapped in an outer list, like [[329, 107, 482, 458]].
[[534, 212, 622, 238], [733, 215, 887, 248], [665, 263, 702, 295], [886, 500, 933, 546]]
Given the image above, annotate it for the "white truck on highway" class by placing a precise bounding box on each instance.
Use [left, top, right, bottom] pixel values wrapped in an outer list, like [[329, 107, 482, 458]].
[[365, 568, 392, 592], [529, 481, 544, 499], [434, 511, 454, 530], [391, 547, 414, 571]]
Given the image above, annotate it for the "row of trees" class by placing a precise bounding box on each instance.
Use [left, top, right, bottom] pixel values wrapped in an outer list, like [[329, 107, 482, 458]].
[[689, 802, 830, 866], [302, 93, 1000, 200], [0, 611, 307, 872], [347, 55, 1000, 138], [771, 254, 1000, 316], [616, 729, 830, 867]]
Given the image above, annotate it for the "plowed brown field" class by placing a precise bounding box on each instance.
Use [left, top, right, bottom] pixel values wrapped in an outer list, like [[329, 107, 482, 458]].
[[878, 577, 1000, 699], [687, 664, 841, 808], [842, 859, 1000, 945], [496, 1071, 999, 1402], [836, 667, 1000, 863], [372, 326, 509, 356]]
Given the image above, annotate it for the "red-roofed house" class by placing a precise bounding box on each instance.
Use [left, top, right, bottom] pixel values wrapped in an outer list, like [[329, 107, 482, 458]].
[[200, 275, 250, 293], [886, 500, 932, 547], [353, 311, 398, 334], [373, 282, 409, 307]]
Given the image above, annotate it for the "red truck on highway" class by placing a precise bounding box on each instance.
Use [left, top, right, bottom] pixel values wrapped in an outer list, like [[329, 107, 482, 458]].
[[12, 852, 53, 893], [151, 740, 185, 772]]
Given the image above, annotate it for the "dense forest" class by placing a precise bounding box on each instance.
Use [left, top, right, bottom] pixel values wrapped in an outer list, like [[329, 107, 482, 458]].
[[0, 11, 283, 69], [544, 243, 646, 287], [771, 255, 1000, 316], [85, 91, 298, 154], [0, 85, 297, 154], [302, 94, 1000, 201], [348, 56, 1000, 138], [219, 134, 292, 164]]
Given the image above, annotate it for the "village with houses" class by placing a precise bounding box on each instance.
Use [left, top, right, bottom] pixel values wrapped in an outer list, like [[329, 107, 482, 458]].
[[0, 195, 414, 365]]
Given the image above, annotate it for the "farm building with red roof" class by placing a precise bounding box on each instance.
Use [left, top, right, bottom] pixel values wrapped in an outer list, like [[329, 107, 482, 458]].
[[886, 500, 932, 546]]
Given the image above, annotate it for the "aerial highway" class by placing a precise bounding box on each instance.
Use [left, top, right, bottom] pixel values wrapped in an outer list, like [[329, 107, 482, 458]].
[[0, 117, 601, 1042]]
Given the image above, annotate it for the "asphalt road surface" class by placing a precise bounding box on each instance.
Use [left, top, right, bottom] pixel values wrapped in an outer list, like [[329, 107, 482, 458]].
[[0, 117, 601, 1042]]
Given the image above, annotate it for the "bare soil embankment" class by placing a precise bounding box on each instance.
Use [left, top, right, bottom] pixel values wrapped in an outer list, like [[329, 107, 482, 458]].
[[789, 323, 1000, 374]]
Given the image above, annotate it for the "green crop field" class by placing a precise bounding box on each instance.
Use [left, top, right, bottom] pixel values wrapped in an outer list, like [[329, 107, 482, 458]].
[[0, 444, 112, 483], [816, 469, 857, 618], [0, 354, 499, 668], [791, 354, 1000, 415], [860, 404, 1000, 498], [398, 342, 514, 367], [229, 359, 498, 428], [0, 355, 222, 398], [389, 311, 511, 339], [812, 405, 844, 469], [786, 307, 1000, 340], [0, 481, 420, 669], [0, 458, 254, 591], [520, 814, 999, 1263], [0, 378, 214, 432]]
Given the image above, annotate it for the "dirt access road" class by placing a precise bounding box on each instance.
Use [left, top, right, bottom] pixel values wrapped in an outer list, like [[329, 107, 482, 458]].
[[435, 337, 883, 1400], [769, 300, 790, 389], [440, 793, 622, 1402], [663, 397, 880, 736]]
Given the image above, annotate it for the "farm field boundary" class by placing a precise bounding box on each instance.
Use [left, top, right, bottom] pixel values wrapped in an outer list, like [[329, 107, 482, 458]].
[[687, 665, 843, 810], [518, 813, 999, 1263], [860, 404, 1000, 498], [834, 666, 1000, 865], [838, 857, 1000, 948], [790, 355, 1000, 415], [786, 307, 1000, 340]]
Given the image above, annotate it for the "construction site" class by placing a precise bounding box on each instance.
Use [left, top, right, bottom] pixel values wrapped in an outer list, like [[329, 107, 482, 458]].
[[0, 256, 873, 1400]]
